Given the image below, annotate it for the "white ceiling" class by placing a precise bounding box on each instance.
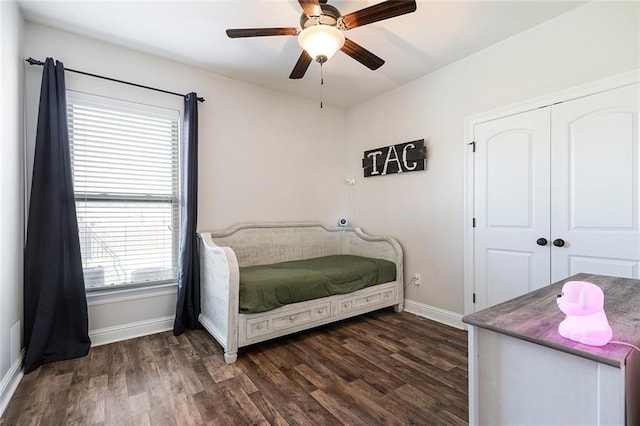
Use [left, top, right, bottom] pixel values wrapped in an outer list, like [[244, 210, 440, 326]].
[[17, 0, 584, 108]]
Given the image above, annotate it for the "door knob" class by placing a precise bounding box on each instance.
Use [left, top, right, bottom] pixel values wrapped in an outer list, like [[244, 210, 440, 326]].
[[536, 238, 548, 246], [553, 239, 565, 247]]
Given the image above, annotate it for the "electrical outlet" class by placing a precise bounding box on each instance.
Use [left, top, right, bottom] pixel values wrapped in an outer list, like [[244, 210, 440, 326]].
[[414, 273, 421, 286]]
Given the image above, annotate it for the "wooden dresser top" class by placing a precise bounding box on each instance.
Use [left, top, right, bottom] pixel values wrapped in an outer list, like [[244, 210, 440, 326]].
[[463, 273, 640, 367]]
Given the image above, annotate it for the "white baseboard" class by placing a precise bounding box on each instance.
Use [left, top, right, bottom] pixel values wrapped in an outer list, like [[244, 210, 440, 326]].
[[404, 299, 466, 330], [0, 350, 24, 419], [89, 315, 174, 347]]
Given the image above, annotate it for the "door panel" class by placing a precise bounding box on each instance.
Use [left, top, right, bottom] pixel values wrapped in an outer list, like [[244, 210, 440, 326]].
[[473, 108, 551, 311], [551, 84, 640, 282], [570, 111, 635, 229], [569, 255, 639, 278], [486, 249, 534, 306], [487, 132, 534, 227]]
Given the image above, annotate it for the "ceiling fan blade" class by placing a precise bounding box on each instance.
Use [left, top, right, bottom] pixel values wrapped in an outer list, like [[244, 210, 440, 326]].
[[289, 51, 313, 79], [340, 38, 385, 70], [226, 27, 299, 38], [298, 0, 322, 17], [341, 0, 417, 30]]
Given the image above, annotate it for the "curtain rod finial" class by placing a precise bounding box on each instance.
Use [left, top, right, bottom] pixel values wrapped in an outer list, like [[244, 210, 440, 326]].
[[25, 57, 44, 66]]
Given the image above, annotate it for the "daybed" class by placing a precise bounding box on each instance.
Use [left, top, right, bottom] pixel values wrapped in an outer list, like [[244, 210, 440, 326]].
[[198, 223, 404, 363]]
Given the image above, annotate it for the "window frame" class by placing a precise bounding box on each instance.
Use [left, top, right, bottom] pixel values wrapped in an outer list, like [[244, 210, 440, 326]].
[[66, 90, 182, 292]]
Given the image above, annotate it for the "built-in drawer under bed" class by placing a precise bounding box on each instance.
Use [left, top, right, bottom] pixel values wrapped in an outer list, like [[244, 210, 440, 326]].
[[239, 254, 396, 313]]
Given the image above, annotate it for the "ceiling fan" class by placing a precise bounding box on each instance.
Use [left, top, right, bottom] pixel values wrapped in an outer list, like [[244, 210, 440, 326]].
[[226, 0, 417, 79]]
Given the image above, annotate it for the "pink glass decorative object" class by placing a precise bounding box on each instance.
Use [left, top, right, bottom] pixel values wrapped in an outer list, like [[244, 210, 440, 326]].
[[556, 281, 612, 346]]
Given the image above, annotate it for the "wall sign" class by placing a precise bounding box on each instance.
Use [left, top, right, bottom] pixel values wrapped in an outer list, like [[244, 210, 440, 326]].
[[362, 139, 426, 177]]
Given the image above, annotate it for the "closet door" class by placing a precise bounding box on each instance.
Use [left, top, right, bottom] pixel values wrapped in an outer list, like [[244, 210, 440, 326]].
[[473, 108, 551, 310], [551, 83, 640, 281]]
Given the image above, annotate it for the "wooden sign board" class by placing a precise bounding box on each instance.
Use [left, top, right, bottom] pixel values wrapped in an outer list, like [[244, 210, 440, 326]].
[[362, 139, 426, 177]]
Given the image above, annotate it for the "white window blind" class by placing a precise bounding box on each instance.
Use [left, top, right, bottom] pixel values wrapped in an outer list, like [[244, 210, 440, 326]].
[[67, 92, 180, 290]]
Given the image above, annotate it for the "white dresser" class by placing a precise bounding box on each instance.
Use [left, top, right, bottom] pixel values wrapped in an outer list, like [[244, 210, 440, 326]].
[[463, 274, 640, 425]]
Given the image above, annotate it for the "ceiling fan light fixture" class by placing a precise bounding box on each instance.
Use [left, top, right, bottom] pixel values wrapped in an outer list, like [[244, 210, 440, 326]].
[[298, 25, 345, 62]]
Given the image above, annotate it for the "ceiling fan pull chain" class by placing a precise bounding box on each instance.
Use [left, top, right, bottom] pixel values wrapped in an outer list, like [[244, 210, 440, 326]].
[[320, 60, 324, 109]]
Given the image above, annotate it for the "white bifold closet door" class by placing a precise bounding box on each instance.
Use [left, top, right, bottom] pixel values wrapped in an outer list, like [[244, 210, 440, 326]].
[[550, 84, 640, 282], [473, 83, 639, 312], [473, 107, 551, 310]]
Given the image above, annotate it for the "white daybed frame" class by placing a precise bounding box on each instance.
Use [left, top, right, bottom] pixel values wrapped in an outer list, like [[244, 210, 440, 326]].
[[198, 223, 404, 363]]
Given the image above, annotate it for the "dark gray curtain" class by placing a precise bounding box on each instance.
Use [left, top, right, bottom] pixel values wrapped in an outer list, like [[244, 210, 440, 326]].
[[173, 93, 200, 335], [24, 58, 90, 373]]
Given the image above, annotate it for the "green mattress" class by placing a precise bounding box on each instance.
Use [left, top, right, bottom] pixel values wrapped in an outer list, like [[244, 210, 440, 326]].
[[239, 254, 397, 313]]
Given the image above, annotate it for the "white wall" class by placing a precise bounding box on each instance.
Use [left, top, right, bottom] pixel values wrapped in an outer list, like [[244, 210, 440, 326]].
[[0, 0, 24, 415], [346, 2, 640, 319], [23, 22, 347, 345], [17, 1, 639, 352]]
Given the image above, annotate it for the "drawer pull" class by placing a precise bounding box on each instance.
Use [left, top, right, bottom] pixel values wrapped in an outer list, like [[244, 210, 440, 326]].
[[367, 297, 372, 302], [289, 315, 295, 321], [256, 324, 263, 330], [344, 303, 349, 308]]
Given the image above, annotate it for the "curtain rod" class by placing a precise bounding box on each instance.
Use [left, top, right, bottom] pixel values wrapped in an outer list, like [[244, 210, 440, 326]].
[[25, 57, 205, 103]]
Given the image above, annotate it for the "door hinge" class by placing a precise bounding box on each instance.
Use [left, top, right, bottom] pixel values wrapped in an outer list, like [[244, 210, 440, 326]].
[[473, 293, 476, 303], [472, 218, 476, 228], [468, 141, 476, 152]]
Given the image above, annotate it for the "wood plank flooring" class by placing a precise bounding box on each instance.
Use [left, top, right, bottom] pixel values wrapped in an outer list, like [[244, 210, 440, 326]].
[[1, 309, 468, 425]]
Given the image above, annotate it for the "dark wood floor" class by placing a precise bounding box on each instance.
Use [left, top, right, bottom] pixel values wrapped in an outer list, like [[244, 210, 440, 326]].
[[1, 309, 468, 425]]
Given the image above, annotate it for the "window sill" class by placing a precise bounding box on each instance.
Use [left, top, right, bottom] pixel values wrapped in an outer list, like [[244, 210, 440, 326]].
[[86, 281, 177, 307]]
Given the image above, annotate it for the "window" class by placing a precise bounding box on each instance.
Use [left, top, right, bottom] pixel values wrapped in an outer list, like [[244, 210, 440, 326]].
[[67, 92, 180, 290]]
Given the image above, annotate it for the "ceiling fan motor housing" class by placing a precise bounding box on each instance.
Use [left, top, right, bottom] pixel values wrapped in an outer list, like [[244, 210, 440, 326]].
[[300, 4, 341, 28]]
